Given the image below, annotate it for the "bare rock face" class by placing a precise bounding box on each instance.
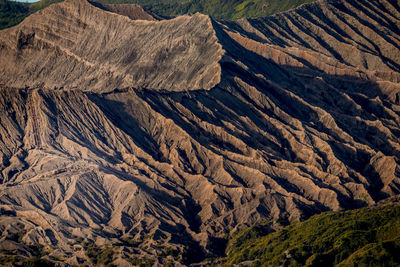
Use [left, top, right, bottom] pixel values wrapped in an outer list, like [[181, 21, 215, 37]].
[[0, 0, 223, 92], [0, 0, 399, 265]]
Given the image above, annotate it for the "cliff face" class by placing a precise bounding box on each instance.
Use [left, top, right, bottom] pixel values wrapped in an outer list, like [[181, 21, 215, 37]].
[[0, 0, 399, 265]]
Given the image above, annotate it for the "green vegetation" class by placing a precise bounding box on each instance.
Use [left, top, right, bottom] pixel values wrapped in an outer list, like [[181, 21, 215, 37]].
[[0, 254, 54, 266], [128, 256, 154, 267], [20, 244, 54, 266], [0, 0, 63, 30], [96, 0, 315, 20], [21, 257, 54, 267], [0, 255, 16, 265], [162, 246, 180, 259], [0, 243, 54, 266], [0, 205, 398, 266], [0, 0, 29, 29], [224, 204, 400, 266], [83, 241, 114, 266], [0, 0, 314, 30], [29, 0, 62, 12]]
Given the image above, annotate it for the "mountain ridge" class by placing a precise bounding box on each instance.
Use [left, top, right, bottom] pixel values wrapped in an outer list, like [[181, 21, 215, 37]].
[[0, 0, 224, 92], [0, 0, 399, 265], [0, 0, 316, 30]]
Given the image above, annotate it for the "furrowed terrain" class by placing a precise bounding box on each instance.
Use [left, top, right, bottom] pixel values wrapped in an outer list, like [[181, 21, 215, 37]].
[[0, 0, 399, 265]]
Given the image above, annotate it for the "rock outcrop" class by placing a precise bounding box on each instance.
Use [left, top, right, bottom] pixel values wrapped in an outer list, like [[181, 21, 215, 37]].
[[0, 0, 399, 265]]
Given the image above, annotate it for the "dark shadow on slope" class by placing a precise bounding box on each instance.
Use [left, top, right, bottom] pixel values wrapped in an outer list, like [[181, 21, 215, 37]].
[[212, 20, 399, 200], [284, 12, 345, 62], [221, 19, 287, 46], [347, 0, 400, 36], [88, 92, 166, 162], [38, 90, 122, 164], [214, 18, 400, 147], [99, 165, 203, 235], [124, 19, 400, 205], [331, 1, 400, 71]]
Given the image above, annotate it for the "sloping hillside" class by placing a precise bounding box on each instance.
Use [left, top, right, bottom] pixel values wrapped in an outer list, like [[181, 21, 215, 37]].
[[225, 201, 400, 266]]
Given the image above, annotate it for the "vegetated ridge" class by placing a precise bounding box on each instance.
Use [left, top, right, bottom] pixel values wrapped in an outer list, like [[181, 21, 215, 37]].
[[95, 0, 316, 20], [0, 0, 399, 265], [0, 0, 315, 30], [224, 199, 400, 266], [0, 0, 30, 29]]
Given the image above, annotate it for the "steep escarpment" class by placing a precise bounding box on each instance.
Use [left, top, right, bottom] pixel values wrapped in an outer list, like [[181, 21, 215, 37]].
[[228, 0, 400, 76], [0, 0, 399, 265], [0, 0, 223, 92]]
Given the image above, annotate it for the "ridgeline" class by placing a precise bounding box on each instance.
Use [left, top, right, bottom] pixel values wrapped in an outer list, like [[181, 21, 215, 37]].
[[0, 0, 314, 30]]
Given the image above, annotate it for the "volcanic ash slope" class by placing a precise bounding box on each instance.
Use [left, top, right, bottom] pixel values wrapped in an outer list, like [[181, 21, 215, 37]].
[[0, 0, 399, 264]]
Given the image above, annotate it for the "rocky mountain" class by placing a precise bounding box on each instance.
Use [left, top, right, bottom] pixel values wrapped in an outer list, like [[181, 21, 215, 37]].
[[0, 0, 399, 265]]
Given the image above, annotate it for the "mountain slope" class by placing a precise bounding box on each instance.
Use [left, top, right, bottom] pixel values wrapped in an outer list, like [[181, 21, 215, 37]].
[[95, 0, 316, 20], [0, 0, 29, 29], [0, 0, 399, 265], [225, 201, 400, 266]]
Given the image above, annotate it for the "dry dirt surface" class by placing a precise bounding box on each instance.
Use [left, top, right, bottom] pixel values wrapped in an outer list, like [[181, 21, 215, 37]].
[[0, 0, 399, 265]]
